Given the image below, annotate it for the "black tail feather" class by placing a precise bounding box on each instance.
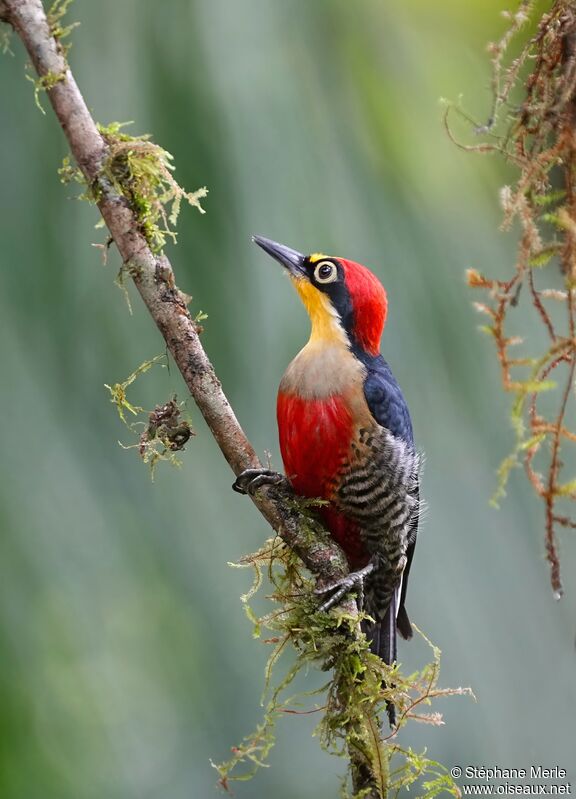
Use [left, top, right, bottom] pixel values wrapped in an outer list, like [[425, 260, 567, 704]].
[[396, 604, 413, 640], [362, 598, 405, 727]]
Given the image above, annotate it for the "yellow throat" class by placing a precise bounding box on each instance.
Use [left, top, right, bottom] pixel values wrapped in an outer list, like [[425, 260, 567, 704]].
[[291, 276, 347, 346]]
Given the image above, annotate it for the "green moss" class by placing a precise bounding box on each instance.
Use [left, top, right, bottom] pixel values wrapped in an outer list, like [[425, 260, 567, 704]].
[[215, 536, 471, 798], [25, 70, 65, 114], [47, 0, 79, 56], [58, 154, 82, 186], [105, 355, 194, 479], [18, 0, 78, 112], [58, 122, 207, 255], [136, 396, 194, 479], [97, 121, 207, 253]]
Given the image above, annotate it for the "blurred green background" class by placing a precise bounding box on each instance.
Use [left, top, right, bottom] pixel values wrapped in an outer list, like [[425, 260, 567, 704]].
[[1, 1, 576, 796]]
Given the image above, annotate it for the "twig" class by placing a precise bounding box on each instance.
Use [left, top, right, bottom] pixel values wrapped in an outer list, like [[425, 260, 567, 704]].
[[462, 0, 576, 596], [0, 0, 382, 795]]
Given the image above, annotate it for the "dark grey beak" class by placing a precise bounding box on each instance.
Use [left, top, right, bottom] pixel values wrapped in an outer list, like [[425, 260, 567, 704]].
[[252, 235, 307, 278]]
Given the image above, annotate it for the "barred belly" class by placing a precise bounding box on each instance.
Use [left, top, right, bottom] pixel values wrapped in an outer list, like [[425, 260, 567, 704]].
[[334, 425, 420, 617]]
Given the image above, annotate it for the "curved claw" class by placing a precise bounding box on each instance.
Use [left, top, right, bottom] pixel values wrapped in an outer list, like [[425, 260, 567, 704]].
[[232, 468, 286, 496], [315, 561, 375, 613]]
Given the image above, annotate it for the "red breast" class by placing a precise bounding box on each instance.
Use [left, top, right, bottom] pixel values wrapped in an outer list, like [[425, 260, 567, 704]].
[[277, 391, 370, 568]]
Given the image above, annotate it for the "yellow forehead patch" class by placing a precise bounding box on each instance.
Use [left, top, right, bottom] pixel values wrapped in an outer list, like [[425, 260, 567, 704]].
[[308, 252, 328, 264]]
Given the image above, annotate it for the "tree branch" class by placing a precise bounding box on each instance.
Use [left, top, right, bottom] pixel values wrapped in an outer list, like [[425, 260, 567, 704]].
[[1, 0, 351, 584], [1, 1, 383, 796]]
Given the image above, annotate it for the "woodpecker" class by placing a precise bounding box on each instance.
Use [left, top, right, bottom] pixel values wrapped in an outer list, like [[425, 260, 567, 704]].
[[234, 236, 420, 721]]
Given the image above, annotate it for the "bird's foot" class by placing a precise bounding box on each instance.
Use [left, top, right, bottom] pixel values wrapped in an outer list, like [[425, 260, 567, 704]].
[[232, 468, 288, 497], [315, 561, 375, 613]]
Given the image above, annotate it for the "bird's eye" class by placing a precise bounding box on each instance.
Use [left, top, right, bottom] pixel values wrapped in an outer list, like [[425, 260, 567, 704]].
[[314, 261, 338, 284]]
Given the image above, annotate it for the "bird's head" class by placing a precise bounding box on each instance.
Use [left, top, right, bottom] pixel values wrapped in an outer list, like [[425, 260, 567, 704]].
[[253, 235, 387, 356]]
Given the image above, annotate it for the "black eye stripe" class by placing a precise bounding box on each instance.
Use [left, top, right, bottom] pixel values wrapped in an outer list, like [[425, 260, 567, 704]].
[[305, 255, 355, 337]]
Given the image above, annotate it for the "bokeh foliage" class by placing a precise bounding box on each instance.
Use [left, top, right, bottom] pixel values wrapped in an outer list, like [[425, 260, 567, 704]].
[[1, 1, 576, 798]]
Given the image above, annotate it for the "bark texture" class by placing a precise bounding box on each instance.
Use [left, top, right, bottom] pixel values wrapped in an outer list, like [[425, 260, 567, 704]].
[[1, 2, 381, 795]]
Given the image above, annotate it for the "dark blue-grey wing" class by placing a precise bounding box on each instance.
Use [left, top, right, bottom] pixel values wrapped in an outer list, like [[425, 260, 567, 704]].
[[363, 357, 417, 640], [363, 359, 414, 449]]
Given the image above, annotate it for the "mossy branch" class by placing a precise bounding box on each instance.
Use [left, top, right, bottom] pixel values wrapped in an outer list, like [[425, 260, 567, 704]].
[[0, 2, 468, 795], [215, 538, 469, 798], [0, 0, 346, 584], [0, 0, 373, 792]]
